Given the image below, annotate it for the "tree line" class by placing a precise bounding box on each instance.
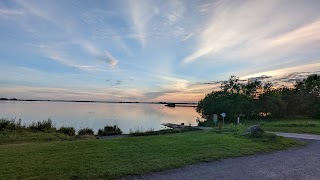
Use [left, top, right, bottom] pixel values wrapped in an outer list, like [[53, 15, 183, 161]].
[[197, 74, 320, 121]]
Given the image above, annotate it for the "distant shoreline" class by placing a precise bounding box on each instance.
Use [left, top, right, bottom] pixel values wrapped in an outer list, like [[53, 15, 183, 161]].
[[0, 98, 197, 105]]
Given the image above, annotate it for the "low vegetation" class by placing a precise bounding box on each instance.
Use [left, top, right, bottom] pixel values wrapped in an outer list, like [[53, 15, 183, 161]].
[[242, 119, 320, 135], [28, 118, 56, 132], [0, 131, 301, 179], [57, 127, 76, 136], [78, 128, 95, 136], [210, 123, 277, 142], [198, 117, 320, 135], [0, 118, 122, 144], [97, 125, 122, 136], [129, 127, 200, 137]]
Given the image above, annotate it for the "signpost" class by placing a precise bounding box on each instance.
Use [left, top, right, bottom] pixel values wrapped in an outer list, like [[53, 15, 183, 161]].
[[213, 114, 218, 125], [220, 112, 226, 124]]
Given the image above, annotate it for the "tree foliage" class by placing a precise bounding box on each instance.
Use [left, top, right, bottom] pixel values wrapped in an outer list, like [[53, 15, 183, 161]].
[[197, 74, 320, 121]]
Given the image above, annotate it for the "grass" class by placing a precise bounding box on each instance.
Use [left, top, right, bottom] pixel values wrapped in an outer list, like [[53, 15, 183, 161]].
[[241, 119, 320, 135], [0, 118, 119, 145], [129, 127, 200, 137], [0, 131, 301, 179], [0, 130, 81, 145]]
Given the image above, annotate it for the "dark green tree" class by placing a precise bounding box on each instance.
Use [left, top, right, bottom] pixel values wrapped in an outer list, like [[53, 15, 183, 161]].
[[197, 91, 251, 121], [259, 89, 288, 118]]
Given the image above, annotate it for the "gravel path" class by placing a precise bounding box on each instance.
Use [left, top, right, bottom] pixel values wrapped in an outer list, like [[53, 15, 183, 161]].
[[121, 134, 320, 180]]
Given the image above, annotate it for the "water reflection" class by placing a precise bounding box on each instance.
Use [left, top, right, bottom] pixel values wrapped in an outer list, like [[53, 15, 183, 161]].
[[0, 101, 199, 133]]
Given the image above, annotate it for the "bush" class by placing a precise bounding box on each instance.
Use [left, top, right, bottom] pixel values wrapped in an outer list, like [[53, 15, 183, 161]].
[[97, 125, 122, 136], [78, 128, 94, 136], [57, 127, 75, 136], [28, 118, 56, 132], [0, 118, 25, 131]]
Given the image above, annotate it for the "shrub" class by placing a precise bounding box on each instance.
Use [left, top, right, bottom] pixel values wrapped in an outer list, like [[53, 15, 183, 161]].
[[57, 127, 75, 136], [97, 125, 122, 136], [28, 118, 56, 132], [78, 128, 94, 136], [0, 118, 25, 131]]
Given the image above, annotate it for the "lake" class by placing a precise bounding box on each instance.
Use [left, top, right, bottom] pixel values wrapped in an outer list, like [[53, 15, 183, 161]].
[[0, 101, 199, 133]]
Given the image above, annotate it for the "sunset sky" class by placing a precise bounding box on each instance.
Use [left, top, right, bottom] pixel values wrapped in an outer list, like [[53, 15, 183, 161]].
[[1, 0, 320, 102]]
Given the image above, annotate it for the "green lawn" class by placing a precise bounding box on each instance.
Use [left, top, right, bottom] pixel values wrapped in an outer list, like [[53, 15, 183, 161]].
[[0, 131, 300, 179], [242, 119, 320, 135]]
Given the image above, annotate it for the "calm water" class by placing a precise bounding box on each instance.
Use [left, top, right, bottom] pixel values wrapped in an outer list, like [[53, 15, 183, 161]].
[[0, 101, 199, 133]]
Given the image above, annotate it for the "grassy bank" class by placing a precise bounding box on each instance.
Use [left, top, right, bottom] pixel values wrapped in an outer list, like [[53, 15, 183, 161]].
[[0, 131, 301, 179], [0, 118, 118, 144], [0, 130, 79, 145], [242, 119, 320, 135]]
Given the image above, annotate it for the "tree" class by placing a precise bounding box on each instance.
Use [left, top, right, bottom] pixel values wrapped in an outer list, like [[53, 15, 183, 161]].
[[295, 74, 320, 97], [221, 75, 242, 94], [197, 74, 320, 122], [259, 89, 288, 118], [197, 91, 251, 121]]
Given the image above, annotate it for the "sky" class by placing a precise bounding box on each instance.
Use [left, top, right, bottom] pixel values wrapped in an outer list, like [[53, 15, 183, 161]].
[[0, 0, 320, 102]]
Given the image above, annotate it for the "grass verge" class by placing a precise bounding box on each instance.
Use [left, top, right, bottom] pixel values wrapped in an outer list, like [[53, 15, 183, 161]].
[[242, 119, 320, 135], [0, 131, 301, 179]]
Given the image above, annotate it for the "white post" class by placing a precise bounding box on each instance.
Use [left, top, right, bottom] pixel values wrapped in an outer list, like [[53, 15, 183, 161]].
[[237, 117, 240, 124]]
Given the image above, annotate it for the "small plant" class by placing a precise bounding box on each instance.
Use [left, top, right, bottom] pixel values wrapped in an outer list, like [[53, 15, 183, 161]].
[[97, 125, 122, 136], [78, 128, 94, 136], [28, 118, 56, 132], [57, 127, 75, 136]]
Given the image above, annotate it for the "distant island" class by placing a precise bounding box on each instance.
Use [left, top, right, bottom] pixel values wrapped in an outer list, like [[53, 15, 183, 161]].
[[0, 98, 197, 106]]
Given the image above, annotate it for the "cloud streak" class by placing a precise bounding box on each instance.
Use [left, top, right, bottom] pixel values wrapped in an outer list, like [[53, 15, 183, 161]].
[[183, 0, 320, 64], [96, 52, 118, 67]]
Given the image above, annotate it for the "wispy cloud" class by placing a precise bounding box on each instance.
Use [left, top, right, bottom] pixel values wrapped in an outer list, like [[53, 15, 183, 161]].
[[128, 1, 150, 46], [0, 8, 24, 16], [76, 40, 119, 68], [181, 33, 194, 41], [96, 52, 118, 68], [240, 60, 320, 78], [45, 51, 98, 71], [183, 0, 320, 63]]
